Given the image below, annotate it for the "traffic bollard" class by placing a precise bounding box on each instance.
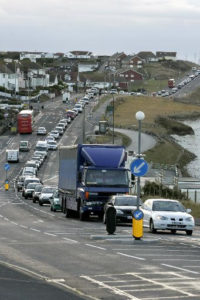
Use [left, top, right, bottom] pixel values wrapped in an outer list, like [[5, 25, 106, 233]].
[[132, 209, 144, 240]]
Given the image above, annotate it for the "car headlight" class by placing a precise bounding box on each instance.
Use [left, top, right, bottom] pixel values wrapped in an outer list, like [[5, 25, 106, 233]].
[[116, 209, 124, 215], [185, 217, 193, 222], [156, 215, 168, 220]]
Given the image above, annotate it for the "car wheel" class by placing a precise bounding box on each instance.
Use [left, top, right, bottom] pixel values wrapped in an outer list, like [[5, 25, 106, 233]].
[[25, 195, 28, 199], [50, 206, 53, 211], [150, 220, 157, 233], [171, 229, 176, 234], [33, 199, 36, 203], [186, 230, 193, 236], [39, 201, 43, 206]]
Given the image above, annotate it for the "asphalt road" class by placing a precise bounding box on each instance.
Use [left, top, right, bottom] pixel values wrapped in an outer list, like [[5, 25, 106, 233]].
[[0, 95, 200, 299]]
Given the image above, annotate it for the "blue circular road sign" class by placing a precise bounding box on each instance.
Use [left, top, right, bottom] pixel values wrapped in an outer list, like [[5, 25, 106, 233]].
[[133, 209, 144, 220], [4, 163, 10, 171], [130, 158, 148, 176]]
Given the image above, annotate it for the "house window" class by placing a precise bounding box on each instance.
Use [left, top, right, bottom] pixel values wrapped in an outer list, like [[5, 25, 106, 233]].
[[131, 75, 134, 78], [125, 74, 128, 78], [120, 74, 124, 77]]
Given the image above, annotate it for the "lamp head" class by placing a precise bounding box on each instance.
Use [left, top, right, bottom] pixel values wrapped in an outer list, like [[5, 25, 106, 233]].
[[136, 111, 145, 121]]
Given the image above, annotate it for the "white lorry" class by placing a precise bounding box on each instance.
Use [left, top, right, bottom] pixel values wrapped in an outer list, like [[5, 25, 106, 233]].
[[6, 150, 19, 162], [62, 92, 70, 103]]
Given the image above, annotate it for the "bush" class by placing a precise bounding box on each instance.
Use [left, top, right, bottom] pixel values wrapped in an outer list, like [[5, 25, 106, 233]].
[[142, 181, 188, 200]]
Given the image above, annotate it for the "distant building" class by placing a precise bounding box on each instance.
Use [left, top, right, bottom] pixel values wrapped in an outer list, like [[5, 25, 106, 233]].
[[156, 52, 177, 61], [116, 69, 143, 82], [108, 52, 127, 70], [121, 55, 143, 69], [20, 52, 60, 62], [137, 51, 157, 63], [65, 51, 93, 59]]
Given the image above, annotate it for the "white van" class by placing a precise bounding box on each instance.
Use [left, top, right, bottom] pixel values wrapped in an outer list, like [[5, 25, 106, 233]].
[[19, 141, 30, 152], [6, 150, 19, 162], [35, 141, 48, 157]]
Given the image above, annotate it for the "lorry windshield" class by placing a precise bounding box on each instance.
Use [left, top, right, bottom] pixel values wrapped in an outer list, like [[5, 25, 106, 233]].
[[85, 169, 129, 187]]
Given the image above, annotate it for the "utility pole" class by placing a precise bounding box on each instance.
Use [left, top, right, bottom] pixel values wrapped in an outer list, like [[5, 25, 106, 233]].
[[82, 106, 85, 143]]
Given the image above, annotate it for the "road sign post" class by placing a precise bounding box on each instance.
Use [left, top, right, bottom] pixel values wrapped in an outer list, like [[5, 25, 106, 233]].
[[131, 111, 147, 240], [4, 163, 10, 191]]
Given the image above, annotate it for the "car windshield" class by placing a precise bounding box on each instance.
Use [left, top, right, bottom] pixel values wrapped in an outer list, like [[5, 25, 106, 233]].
[[20, 142, 28, 146], [42, 187, 55, 193], [85, 169, 129, 187], [114, 196, 139, 206], [27, 183, 39, 189], [35, 185, 43, 192], [35, 146, 47, 151], [152, 201, 186, 212]]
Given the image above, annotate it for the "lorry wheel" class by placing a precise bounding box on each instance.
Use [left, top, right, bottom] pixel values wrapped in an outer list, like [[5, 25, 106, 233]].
[[65, 209, 72, 218], [103, 213, 106, 224], [106, 207, 116, 234]]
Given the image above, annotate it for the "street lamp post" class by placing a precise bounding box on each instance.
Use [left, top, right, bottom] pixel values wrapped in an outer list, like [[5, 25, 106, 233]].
[[135, 111, 145, 210], [112, 94, 114, 144]]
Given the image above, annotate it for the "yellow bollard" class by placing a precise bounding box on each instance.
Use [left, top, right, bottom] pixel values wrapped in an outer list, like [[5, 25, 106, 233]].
[[5, 183, 9, 191], [132, 209, 144, 240]]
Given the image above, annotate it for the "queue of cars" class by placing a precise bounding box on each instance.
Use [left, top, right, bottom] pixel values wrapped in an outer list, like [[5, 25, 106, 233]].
[[16, 94, 90, 211], [157, 68, 200, 97], [16, 93, 195, 235]]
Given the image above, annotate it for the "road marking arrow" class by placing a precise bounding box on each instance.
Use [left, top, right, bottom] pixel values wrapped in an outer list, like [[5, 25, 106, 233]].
[[134, 162, 145, 174]]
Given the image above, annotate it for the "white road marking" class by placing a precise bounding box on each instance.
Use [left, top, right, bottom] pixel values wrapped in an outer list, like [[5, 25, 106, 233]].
[[20, 225, 28, 229], [154, 258, 200, 261], [85, 244, 106, 250], [117, 252, 146, 261], [162, 263, 199, 274], [62, 237, 79, 243], [44, 232, 57, 237], [10, 221, 18, 225], [127, 272, 195, 297], [30, 228, 41, 232], [81, 275, 140, 300]]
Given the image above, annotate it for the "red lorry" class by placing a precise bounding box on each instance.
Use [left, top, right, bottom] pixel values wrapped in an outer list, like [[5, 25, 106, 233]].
[[168, 78, 175, 88], [17, 109, 34, 134]]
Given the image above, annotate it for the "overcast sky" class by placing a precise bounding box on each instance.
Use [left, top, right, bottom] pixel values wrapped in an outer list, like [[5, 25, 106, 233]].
[[0, 0, 200, 62]]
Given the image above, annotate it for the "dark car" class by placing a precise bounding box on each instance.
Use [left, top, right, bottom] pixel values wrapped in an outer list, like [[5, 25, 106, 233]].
[[103, 195, 142, 224], [16, 176, 26, 192]]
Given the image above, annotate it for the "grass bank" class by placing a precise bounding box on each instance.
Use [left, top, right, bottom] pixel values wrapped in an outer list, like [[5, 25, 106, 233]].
[[103, 95, 200, 175]]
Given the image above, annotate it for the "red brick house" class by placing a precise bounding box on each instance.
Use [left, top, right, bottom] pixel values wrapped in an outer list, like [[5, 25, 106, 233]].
[[116, 69, 143, 81], [108, 52, 127, 70], [121, 55, 143, 69]]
